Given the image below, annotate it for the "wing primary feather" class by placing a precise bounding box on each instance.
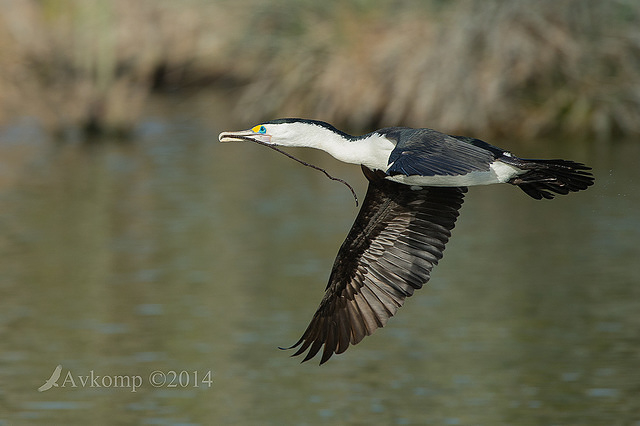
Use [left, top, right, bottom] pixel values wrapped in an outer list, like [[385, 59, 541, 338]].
[[284, 168, 466, 363]]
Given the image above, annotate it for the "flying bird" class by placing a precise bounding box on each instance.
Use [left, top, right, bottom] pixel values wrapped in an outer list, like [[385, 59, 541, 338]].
[[219, 118, 594, 364], [38, 364, 63, 392]]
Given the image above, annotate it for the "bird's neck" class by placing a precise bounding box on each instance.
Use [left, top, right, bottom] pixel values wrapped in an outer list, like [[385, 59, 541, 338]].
[[298, 128, 394, 171]]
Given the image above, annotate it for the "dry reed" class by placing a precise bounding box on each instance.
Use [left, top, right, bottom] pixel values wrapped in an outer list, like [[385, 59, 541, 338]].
[[229, 0, 640, 140], [0, 0, 638, 140]]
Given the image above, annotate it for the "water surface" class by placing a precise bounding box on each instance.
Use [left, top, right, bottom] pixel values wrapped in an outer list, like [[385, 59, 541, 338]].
[[1, 99, 638, 425]]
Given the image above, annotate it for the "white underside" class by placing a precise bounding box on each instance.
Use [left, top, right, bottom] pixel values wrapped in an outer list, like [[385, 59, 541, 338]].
[[386, 161, 523, 187]]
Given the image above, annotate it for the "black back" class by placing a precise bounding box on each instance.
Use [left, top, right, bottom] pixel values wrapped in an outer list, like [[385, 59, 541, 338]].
[[382, 128, 499, 177]]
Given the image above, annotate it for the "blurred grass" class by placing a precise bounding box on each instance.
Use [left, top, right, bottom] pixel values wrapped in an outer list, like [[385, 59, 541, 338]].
[[0, 0, 638, 140]]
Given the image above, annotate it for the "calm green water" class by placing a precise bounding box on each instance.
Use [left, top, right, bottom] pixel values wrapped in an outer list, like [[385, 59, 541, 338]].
[[1, 99, 639, 425]]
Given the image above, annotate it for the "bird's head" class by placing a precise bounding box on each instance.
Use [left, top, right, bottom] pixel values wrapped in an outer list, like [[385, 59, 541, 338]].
[[219, 118, 351, 149]]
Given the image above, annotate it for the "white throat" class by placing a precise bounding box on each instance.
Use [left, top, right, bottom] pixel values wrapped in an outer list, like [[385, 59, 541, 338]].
[[282, 124, 394, 171]]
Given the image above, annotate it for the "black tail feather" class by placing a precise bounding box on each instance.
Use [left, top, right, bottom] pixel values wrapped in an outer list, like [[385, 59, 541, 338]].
[[508, 159, 594, 200]]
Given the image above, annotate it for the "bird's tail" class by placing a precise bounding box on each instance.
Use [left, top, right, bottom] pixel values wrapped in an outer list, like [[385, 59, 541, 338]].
[[507, 158, 594, 200]]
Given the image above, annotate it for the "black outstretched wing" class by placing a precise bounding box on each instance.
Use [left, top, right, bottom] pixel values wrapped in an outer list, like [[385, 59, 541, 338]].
[[384, 128, 497, 177], [284, 167, 466, 364]]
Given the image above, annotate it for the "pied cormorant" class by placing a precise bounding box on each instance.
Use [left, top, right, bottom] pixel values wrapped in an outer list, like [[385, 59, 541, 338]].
[[219, 118, 594, 364]]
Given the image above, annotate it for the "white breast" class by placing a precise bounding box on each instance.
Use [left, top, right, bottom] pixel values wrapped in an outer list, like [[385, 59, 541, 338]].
[[323, 133, 395, 171]]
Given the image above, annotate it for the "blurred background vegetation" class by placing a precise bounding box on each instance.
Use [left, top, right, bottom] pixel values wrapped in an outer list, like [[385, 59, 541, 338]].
[[2, 3, 639, 423], [0, 0, 639, 140]]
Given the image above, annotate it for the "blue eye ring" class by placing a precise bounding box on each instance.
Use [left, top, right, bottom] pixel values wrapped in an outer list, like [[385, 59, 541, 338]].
[[252, 125, 267, 134]]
